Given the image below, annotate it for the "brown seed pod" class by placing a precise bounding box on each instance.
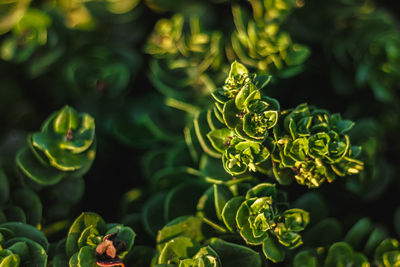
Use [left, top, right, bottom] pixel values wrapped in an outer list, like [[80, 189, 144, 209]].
[[95, 232, 127, 267]]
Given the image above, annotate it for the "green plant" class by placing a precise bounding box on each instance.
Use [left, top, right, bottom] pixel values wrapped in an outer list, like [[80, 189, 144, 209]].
[[16, 105, 96, 185], [145, 13, 223, 104], [221, 183, 309, 262], [0, 0, 399, 266], [53, 212, 136, 267], [194, 61, 363, 187], [0, 222, 49, 266], [230, 5, 310, 77]]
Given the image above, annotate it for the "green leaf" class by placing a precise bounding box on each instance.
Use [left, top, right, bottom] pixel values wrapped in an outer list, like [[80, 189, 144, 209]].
[[292, 192, 327, 224], [253, 75, 271, 90], [243, 110, 278, 140], [0, 254, 20, 267], [208, 238, 262, 267], [142, 192, 167, 238], [53, 254, 69, 267], [6, 238, 47, 266], [3, 206, 26, 223], [383, 251, 400, 266], [223, 100, 241, 129], [272, 165, 294, 185], [42, 175, 85, 219], [6, 241, 29, 260], [221, 196, 245, 233], [304, 218, 342, 247], [156, 216, 205, 252], [245, 183, 277, 199], [229, 61, 249, 79], [344, 217, 373, 250], [11, 188, 42, 226], [213, 184, 233, 221], [375, 239, 400, 265], [281, 209, 310, 232], [287, 138, 309, 162], [324, 242, 355, 267], [77, 246, 97, 267], [293, 250, 317, 267], [235, 82, 258, 110], [197, 187, 219, 223], [239, 221, 266, 246], [69, 252, 79, 267], [284, 44, 310, 66], [53, 106, 80, 134], [207, 129, 235, 153], [262, 235, 285, 263], [364, 227, 386, 256], [158, 237, 201, 264], [194, 110, 221, 158], [16, 147, 65, 185], [0, 222, 48, 252], [164, 182, 207, 222], [336, 119, 354, 135], [66, 212, 106, 257], [31, 139, 96, 171], [77, 225, 99, 250]]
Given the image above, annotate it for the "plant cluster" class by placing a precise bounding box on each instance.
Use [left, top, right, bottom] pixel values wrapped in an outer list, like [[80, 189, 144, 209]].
[[0, 0, 399, 266]]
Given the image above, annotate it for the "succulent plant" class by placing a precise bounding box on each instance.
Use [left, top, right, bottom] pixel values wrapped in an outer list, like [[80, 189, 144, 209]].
[[16, 105, 96, 185], [154, 216, 263, 267], [156, 236, 221, 267], [374, 239, 400, 267], [192, 61, 363, 187], [0, 9, 51, 63], [272, 103, 364, 187], [206, 61, 279, 175], [0, 222, 49, 266], [294, 242, 369, 267], [64, 46, 141, 99], [53, 212, 136, 267], [145, 14, 224, 104], [0, 1, 398, 267], [293, 234, 400, 266], [221, 183, 309, 262], [229, 4, 309, 77], [327, 2, 400, 104], [248, 0, 303, 24]]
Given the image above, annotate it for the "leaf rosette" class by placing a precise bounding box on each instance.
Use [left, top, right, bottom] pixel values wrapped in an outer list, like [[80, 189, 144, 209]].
[[273, 103, 363, 187], [230, 5, 310, 77], [65, 46, 140, 98], [0, 222, 49, 267], [146, 14, 223, 103], [248, 0, 301, 25], [0, 9, 51, 63], [221, 183, 309, 262], [16, 105, 96, 185], [54, 212, 135, 267], [207, 62, 279, 175], [222, 138, 270, 175]]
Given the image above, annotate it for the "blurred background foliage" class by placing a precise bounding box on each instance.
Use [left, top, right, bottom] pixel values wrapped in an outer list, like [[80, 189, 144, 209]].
[[0, 0, 399, 265]]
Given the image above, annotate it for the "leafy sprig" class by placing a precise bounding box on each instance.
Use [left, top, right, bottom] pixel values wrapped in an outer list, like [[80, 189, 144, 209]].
[[16, 105, 96, 186], [202, 61, 363, 187]]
